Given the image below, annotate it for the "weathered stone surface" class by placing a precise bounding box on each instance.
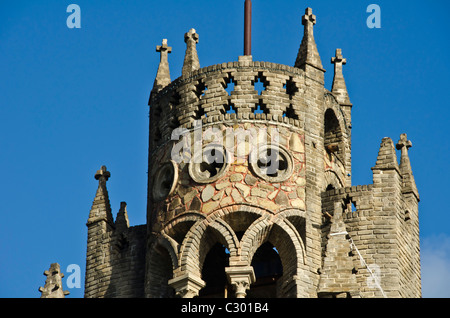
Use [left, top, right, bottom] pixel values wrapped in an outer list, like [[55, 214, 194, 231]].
[[244, 174, 257, 186], [189, 196, 202, 210], [289, 133, 304, 153], [213, 190, 224, 201], [275, 191, 289, 205], [201, 185, 215, 202], [235, 183, 250, 197], [230, 173, 244, 182], [202, 201, 219, 213], [183, 189, 198, 204], [169, 197, 182, 210], [246, 197, 278, 211], [291, 198, 305, 210], [220, 196, 233, 207], [231, 188, 243, 203], [251, 187, 268, 198], [234, 165, 247, 173], [216, 181, 231, 190], [268, 190, 278, 200]]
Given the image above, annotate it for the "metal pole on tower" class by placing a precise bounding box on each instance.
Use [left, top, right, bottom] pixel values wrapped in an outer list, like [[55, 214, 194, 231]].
[[244, 0, 252, 55]]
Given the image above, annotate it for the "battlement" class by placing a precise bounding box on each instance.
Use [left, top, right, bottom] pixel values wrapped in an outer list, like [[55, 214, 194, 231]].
[[148, 57, 322, 151]]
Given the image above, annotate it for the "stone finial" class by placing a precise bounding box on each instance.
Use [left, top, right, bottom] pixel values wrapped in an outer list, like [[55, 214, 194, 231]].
[[396, 133, 412, 151], [38, 263, 70, 298], [152, 39, 172, 94], [331, 49, 352, 105], [396, 134, 419, 200], [95, 165, 110, 182], [295, 8, 324, 71], [88, 165, 114, 225], [182, 28, 200, 76], [302, 7, 317, 26]]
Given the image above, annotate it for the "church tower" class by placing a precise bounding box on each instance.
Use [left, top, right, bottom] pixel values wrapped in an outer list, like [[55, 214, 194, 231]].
[[82, 5, 421, 298]]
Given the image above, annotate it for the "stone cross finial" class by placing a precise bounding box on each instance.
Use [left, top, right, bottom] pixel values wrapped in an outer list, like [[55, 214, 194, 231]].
[[302, 7, 316, 26], [295, 7, 324, 72], [331, 49, 351, 106], [156, 38, 172, 55], [95, 165, 110, 182], [396, 133, 419, 200], [331, 49, 346, 66], [184, 28, 199, 44], [152, 38, 172, 94], [182, 28, 200, 76], [396, 133, 412, 152]]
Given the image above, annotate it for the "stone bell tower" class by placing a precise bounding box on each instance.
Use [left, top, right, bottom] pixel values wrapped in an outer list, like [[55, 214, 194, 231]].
[[81, 5, 421, 299]]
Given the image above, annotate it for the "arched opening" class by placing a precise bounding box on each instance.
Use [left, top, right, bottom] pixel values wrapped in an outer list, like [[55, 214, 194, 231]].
[[324, 108, 344, 163], [247, 242, 283, 298], [198, 243, 231, 298]]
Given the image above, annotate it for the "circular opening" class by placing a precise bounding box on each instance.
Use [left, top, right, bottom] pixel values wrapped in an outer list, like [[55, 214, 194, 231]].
[[188, 144, 230, 184], [250, 144, 293, 182], [152, 161, 178, 201]]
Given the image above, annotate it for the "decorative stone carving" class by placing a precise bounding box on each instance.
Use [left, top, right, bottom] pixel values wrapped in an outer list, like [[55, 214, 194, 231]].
[[188, 144, 230, 183], [225, 266, 256, 298], [168, 273, 206, 298], [152, 160, 178, 201], [249, 144, 293, 182]]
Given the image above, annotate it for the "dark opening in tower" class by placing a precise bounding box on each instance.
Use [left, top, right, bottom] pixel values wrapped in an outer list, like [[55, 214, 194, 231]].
[[324, 108, 344, 163], [247, 242, 283, 298], [198, 243, 231, 298]]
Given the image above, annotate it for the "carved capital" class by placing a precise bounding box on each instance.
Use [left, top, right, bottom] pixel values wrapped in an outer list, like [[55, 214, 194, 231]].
[[168, 273, 205, 298], [225, 266, 256, 298]]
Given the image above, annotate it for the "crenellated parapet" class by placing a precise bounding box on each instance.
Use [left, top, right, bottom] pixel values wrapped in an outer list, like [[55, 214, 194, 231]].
[[149, 57, 312, 152]]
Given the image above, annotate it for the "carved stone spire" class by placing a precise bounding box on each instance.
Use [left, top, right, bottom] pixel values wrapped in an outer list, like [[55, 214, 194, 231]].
[[294, 8, 324, 71], [182, 28, 200, 76], [372, 137, 399, 171], [396, 133, 419, 200], [87, 165, 114, 226], [152, 39, 172, 94], [38, 263, 70, 298], [115, 201, 130, 232], [331, 49, 352, 106]]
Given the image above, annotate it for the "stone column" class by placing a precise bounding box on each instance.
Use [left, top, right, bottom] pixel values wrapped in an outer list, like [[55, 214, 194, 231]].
[[225, 266, 256, 298], [168, 273, 205, 298]]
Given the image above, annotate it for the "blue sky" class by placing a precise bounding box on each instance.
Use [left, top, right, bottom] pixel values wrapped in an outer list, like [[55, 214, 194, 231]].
[[0, 0, 449, 298]]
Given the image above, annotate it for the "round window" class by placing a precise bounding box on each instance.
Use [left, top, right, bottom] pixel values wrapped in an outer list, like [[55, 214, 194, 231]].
[[152, 160, 178, 201], [249, 144, 293, 182], [188, 144, 230, 183]]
